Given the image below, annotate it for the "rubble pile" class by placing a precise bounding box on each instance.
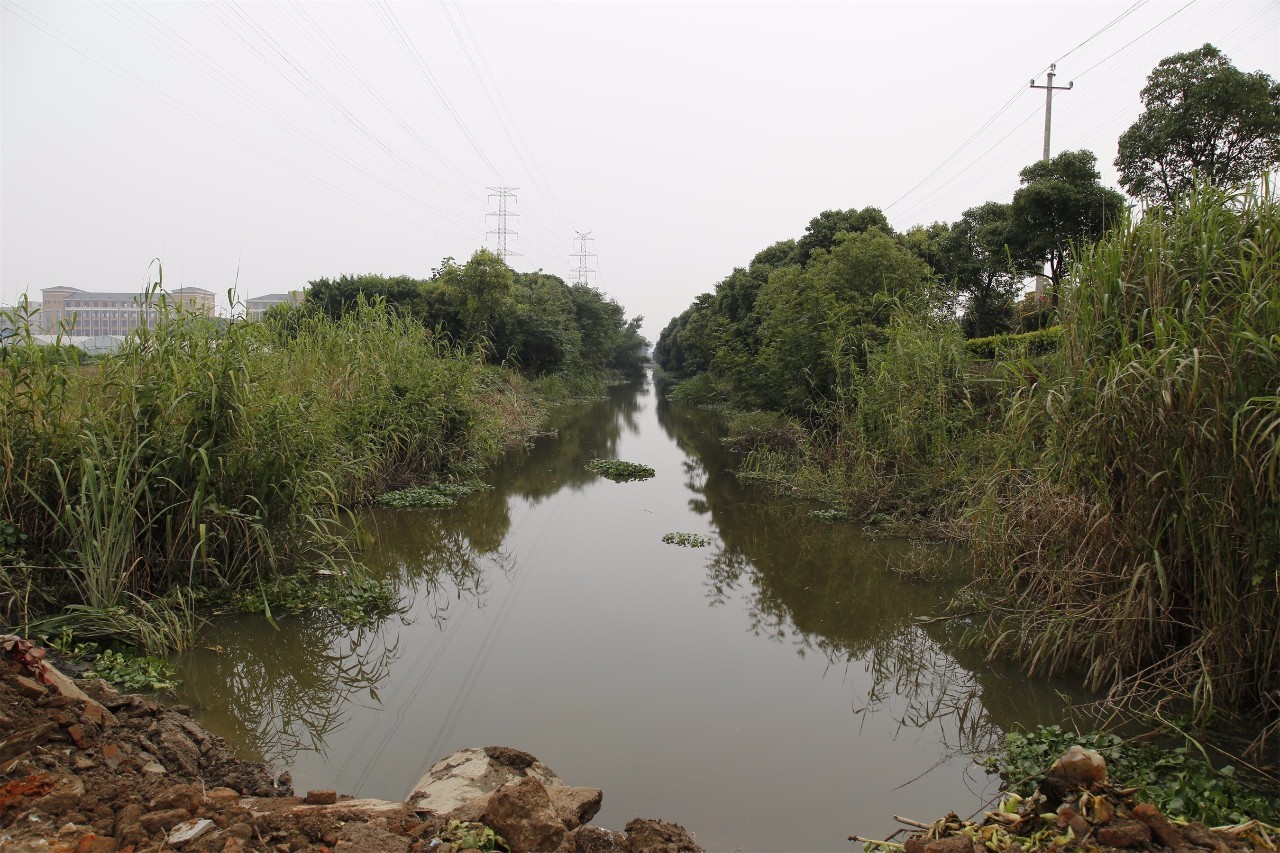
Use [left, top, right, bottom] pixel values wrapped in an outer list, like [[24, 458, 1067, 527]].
[[878, 747, 1275, 853], [0, 637, 702, 852]]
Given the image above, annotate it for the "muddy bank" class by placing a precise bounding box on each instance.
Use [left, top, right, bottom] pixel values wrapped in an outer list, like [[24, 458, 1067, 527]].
[[0, 637, 701, 852]]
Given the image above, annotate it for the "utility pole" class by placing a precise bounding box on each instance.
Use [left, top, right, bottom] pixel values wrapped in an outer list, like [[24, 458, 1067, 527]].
[[486, 187, 520, 261], [569, 231, 596, 286], [1030, 64, 1073, 161]]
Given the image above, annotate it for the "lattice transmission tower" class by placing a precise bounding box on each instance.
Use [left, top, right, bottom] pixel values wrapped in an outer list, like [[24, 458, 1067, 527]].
[[569, 231, 596, 286], [486, 187, 520, 261]]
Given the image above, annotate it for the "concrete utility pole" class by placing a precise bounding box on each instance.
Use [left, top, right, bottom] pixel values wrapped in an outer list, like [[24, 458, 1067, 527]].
[[486, 187, 520, 261], [1030, 64, 1073, 161], [570, 232, 596, 286]]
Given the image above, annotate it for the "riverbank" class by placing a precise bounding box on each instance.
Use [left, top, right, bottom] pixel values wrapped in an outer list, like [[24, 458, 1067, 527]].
[[0, 637, 703, 852]]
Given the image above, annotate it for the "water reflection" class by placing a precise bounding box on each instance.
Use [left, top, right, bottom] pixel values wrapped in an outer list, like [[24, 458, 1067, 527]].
[[176, 615, 399, 766], [655, 393, 1077, 758]]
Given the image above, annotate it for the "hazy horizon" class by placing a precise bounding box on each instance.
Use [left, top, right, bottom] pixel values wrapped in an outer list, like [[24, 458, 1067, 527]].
[[3, 1, 1277, 336]]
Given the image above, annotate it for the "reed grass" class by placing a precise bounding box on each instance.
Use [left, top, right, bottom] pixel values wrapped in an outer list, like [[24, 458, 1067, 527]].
[[973, 182, 1280, 746], [1, 287, 531, 651]]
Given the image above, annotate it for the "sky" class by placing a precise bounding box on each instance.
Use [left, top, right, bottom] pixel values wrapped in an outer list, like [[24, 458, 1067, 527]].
[[2, 0, 1277, 339]]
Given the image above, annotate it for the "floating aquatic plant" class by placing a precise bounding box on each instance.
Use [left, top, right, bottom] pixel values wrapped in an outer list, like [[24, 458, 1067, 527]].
[[374, 480, 492, 509], [585, 458, 655, 482], [662, 532, 711, 548]]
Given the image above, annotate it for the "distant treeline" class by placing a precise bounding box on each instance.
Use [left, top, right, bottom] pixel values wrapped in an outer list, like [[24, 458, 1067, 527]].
[[291, 249, 649, 387]]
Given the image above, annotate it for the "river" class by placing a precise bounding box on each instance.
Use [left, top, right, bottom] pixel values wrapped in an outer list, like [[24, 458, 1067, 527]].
[[174, 374, 1084, 851]]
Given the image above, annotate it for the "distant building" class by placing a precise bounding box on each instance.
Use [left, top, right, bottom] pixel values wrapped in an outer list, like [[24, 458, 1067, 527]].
[[245, 290, 304, 321], [38, 286, 215, 335]]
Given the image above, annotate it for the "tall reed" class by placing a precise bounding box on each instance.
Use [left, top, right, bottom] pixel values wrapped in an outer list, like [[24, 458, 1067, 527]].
[[0, 291, 525, 650], [974, 183, 1280, 741]]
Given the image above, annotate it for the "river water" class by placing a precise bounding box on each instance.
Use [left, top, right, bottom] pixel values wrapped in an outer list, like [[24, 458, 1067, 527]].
[[174, 375, 1083, 851]]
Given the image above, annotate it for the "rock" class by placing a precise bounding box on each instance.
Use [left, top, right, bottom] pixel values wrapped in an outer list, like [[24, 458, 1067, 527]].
[[623, 818, 703, 853], [150, 783, 202, 815], [33, 775, 87, 815], [158, 724, 201, 775], [442, 792, 492, 824], [333, 820, 410, 852], [141, 761, 167, 775], [206, 787, 242, 808], [73, 835, 119, 852], [903, 837, 978, 853], [547, 785, 603, 830], [407, 746, 564, 815], [222, 840, 248, 853], [167, 817, 215, 846], [14, 675, 48, 699], [482, 776, 567, 852], [484, 746, 537, 768], [558, 825, 627, 852], [1055, 804, 1090, 839], [1, 722, 61, 761], [1047, 745, 1107, 787], [71, 756, 96, 772], [1096, 819, 1153, 848], [1132, 802, 1185, 849], [140, 807, 194, 834], [305, 789, 337, 805]]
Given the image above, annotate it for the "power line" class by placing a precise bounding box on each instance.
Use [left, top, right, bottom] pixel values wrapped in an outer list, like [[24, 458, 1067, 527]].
[[0, 1, 469, 240], [1054, 0, 1149, 65], [1074, 0, 1198, 79]]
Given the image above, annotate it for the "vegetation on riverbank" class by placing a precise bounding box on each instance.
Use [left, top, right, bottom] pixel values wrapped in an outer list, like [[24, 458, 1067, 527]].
[[654, 46, 1279, 749], [0, 250, 647, 659]]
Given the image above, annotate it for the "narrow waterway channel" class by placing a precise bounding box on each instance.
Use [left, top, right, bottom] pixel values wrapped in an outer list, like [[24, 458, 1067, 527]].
[[175, 375, 1085, 851]]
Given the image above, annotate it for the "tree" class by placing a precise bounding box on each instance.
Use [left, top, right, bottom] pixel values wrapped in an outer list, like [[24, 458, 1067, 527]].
[[939, 202, 1028, 338], [1010, 150, 1124, 307], [789, 207, 891, 265], [1116, 44, 1280, 207]]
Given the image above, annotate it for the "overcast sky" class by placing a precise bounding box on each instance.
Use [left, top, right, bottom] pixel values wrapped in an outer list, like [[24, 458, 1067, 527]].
[[2, 0, 1277, 338]]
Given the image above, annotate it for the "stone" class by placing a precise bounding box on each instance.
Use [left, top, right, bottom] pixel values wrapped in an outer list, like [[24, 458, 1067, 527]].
[[158, 725, 201, 775], [65, 724, 91, 750], [99, 744, 123, 770], [622, 818, 704, 853], [222, 840, 247, 853], [1055, 804, 1090, 839], [305, 789, 338, 805], [206, 787, 242, 808], [1047, 746, 1107, 787], [141, 761, 167, 775], [333, 820, 410, 852], [73, 836, 118, 853], [482, 777, 567, 853], [139, 807, 192, 834], [167, 817, 215, 846], [0, 722, 60, 761], [407, 746, 564, 815], [1132, 803, 1185, 849], [558, 825, 627, 853], [1096, 819, 1153, 848], [71, 756, 96, 772], [34, 775, 87, 815], [15, 674, 48, 699], [150, 784, 202, 815], [547, 785, 603, 830]]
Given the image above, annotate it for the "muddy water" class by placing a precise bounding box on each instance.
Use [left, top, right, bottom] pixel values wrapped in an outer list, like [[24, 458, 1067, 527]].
[[175, 376, 1084, 851]]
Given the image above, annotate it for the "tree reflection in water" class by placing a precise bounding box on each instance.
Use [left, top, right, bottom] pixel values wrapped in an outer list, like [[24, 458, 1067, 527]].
[[656, 391, 1073, 760]]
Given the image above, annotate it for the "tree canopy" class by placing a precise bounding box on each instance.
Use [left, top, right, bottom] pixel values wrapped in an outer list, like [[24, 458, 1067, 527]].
[[1116, 44, 1280, 207]]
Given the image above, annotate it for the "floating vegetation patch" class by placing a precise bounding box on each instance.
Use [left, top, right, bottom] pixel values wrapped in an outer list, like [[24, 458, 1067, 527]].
[[585, 458, 655, 482], [808, 507, 850, 521], [662, 532, 712, 548], [375, 480, 493, 509]]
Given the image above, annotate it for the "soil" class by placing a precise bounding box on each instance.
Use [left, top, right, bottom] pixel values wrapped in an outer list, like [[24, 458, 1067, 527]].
[[0, 638, 701, 852]]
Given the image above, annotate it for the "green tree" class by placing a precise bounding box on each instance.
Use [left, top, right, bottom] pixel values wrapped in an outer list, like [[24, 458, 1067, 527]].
[[939, 202, 1028, 338], [789, 207, 891, 265], [1010, 150, 1124, 308], [1116, 44, 1280, 207]]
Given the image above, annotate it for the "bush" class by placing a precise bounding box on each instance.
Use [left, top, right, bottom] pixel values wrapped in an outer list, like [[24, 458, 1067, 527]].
[[964, 326, 1063, 359]]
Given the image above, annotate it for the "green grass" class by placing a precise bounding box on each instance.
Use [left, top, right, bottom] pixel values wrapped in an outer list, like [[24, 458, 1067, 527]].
[[661, 532, 712, 547]]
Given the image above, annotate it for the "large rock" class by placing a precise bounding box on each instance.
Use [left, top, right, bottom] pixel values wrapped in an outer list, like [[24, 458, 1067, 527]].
[[623, 818, 704, 853], [548, 785, 603, 830], [407, 746, 563, 815], [481, 776, 567, 853]]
